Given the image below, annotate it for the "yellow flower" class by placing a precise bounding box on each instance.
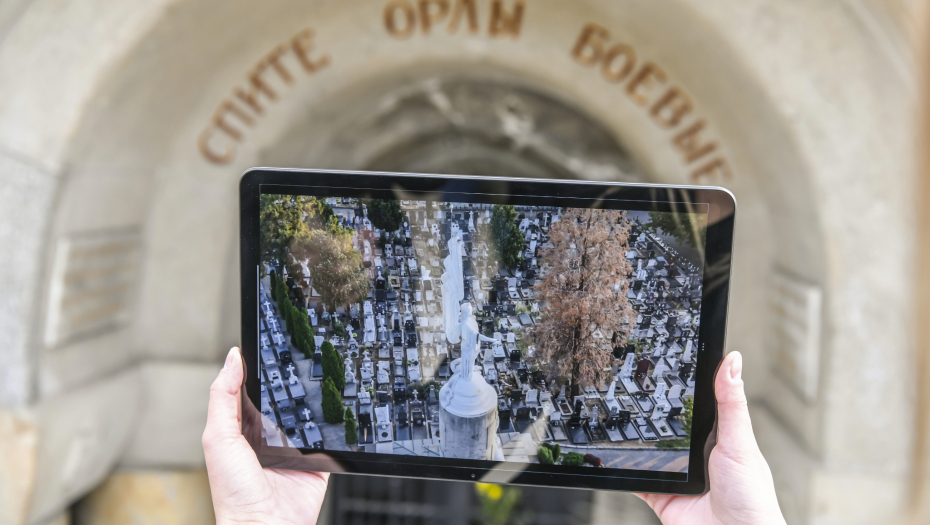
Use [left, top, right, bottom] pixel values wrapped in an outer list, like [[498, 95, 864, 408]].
[[475, 482, 504, 501]]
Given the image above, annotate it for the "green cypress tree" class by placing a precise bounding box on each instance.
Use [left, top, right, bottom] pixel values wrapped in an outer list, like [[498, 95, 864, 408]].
[[344, 408, 358, 445], [275, 279, 289, 307], [290, 311, 305, 353], [270, 269, 278, 290], [490, 204, 525, 268], [283, 302, 296, 335], [321, 378, 344, 423], [294, 319, 314, 359], [321, 341, 345, 391]]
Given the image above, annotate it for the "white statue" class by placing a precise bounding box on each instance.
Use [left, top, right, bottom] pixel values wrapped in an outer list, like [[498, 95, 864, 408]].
[[441, 232, 465, 344], [344, 356, 356, 384], [458, 303, 496, 381]]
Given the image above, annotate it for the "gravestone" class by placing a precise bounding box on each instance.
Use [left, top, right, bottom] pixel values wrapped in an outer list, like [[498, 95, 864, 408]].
[[567, 399, 589, 445]]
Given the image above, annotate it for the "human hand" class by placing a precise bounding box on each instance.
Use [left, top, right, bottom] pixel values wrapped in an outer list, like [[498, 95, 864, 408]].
[[637, 351, 786, 525], [203, 347, 329, 525]]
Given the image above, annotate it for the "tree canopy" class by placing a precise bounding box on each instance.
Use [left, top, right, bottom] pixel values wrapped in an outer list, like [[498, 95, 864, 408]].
[[489, 204, 525, 268], [321, 340, 344, 392], [640, 211, 707, 249], [321, 378, 344, 423], [293, 230, 370, 312], [259, 194, 343, 269], [532, 208, 635, 393], [367, 199, 404, 233]]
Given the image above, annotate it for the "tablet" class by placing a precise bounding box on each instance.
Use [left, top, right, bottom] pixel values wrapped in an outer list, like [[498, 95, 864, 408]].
[[239, 168, 735, 494]]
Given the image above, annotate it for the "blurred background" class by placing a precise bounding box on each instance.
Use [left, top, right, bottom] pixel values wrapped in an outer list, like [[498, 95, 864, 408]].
[[1, 0, 929, 524]]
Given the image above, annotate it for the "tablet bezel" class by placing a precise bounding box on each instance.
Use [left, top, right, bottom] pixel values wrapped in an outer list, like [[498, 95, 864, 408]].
[[239, 167, 735, 495]]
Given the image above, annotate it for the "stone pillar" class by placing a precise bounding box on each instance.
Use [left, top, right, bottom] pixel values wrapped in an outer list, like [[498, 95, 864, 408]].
[[439, 360, 499, 460]]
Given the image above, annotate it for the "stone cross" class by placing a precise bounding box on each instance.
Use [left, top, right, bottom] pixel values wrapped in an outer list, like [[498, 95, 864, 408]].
[[302, 408, 312, 420], [286, 364, 296, 377]]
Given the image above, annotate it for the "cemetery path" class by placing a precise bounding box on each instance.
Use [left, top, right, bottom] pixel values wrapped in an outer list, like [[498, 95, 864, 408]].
[[575, 448, 690, 472]]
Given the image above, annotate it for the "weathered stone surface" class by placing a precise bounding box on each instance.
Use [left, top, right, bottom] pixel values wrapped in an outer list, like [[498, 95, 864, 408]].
[[25, 369, 140, 525], [73, 469, 214, 525], [120, 363, 219, 469], [0, 153, 56, 408]]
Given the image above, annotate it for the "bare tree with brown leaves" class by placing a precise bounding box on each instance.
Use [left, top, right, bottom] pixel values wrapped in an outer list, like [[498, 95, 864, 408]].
[[532, 208, 635, 395]]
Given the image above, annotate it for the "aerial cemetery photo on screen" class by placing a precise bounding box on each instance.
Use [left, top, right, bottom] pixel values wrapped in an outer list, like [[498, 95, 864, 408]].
[[256, 193, 705, 472]]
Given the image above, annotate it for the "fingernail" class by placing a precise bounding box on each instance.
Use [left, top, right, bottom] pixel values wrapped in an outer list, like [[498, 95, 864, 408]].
[[729, 352, 742, 380], [224, 348, 237, 370]]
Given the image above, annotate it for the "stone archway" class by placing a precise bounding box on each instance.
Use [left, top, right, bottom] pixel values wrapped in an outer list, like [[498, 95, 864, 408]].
[[0, 1, 915, 524]]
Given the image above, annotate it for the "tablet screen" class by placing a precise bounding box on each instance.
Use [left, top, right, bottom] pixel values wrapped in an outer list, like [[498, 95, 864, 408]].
[[255, 184, 708, 479]]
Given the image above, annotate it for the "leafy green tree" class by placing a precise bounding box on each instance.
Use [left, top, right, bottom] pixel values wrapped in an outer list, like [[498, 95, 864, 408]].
[[270, 269, 278, 290], [641, 211, 707, 249], [321, 378, 344, 423], [537, 447, 554, 465], [345, 407, 355, 420], [490, 205, 525, 268], [562, 452, 585, 466], [321, 341, 345, 392], [332, 319, 347, 339], [260, 195, 341, 271], [292, 230, 370, 313], [344, 414, 358, 445], [367, 199, 404, 233]]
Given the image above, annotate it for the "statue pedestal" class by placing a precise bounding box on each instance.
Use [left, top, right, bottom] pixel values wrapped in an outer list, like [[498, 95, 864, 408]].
[[438, 359, 499, 460]]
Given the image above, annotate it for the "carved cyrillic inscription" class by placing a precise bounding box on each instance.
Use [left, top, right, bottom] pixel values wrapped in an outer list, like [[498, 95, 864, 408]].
[[571, 23, 733, 183], [384, 0, 525, 39], [198, 29, 329, 164]]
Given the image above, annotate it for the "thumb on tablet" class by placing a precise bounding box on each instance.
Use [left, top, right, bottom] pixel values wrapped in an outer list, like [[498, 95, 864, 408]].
[[714, 351, 759, 453], [204, 347, 244, 447]]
